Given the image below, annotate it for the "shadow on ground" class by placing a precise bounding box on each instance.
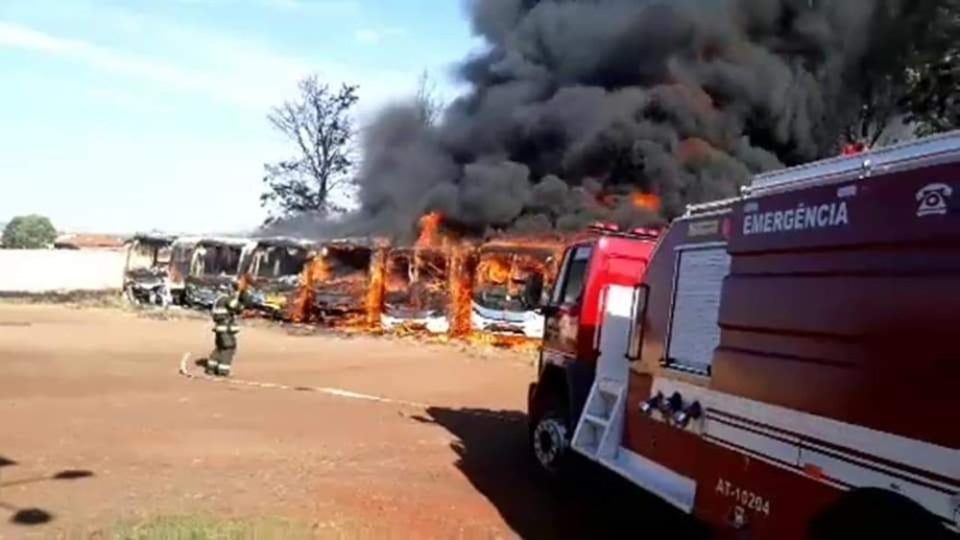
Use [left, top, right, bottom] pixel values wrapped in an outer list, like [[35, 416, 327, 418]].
[[412, 408, 709, 540], [0, 454, 94, 527]]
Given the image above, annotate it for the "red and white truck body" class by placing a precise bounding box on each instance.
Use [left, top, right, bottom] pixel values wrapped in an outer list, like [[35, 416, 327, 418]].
[[528, 132, 960, 538]]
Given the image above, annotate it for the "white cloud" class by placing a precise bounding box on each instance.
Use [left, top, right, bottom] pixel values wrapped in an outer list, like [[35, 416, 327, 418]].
[[1, 21, 218, 92], [354, 25, 406, 46], [0, 7, 462, 233], [0, 18, 419, 113]]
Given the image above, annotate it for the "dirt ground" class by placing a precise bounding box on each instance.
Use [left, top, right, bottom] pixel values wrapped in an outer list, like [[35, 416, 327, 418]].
[[0, 304, 697, 539]]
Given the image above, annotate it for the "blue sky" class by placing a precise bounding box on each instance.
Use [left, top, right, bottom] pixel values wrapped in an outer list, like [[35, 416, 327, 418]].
[[0, 0, 476, 234]]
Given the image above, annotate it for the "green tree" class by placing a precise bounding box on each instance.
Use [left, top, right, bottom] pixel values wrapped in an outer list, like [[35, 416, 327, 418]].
[[261, 75, 359, 223], [842, 0, 960, 147], [902, 0, 960, 136], [2, 215, 57, 249]]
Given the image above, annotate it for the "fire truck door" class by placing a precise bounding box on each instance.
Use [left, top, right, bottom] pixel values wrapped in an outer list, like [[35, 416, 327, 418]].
[[542, 245, 593, 362], [617, 245, 732, 512]]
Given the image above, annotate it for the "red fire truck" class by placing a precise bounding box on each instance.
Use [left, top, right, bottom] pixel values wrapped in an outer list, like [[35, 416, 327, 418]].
[[527, 132, 960, 538]]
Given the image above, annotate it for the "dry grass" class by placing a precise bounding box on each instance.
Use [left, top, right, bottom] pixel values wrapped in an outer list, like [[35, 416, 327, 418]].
[[0, 289, 125, 308]]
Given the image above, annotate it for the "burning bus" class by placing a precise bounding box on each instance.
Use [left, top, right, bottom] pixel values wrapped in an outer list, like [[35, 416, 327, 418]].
[[381, 246, 452, 334], [184, 237, 253, 308], [122, 233, 175, 307], [240, 237, 315, 319], [470, 238, 566, 339], [301, 238, 379, 325]]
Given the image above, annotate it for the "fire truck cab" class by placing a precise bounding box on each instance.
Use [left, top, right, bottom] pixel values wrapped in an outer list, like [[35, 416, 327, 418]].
[[528, 132, 960, 539], [526, 224, 660, 473]]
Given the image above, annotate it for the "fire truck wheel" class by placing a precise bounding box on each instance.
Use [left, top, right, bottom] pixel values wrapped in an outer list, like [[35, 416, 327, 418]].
[[529, 395, 571, 478], [807, 488, 952, 540]]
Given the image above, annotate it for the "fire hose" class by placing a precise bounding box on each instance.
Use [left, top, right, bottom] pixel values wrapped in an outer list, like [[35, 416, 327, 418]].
[[176, 353, 526, 425], [178, 352, 430, 408]]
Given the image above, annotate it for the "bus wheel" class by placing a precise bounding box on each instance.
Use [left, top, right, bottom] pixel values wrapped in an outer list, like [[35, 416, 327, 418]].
[[529, 393, 571, 478]]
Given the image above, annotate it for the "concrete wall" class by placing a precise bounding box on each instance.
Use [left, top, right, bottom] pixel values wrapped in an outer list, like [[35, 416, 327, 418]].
[[0, 249, 126, 293]]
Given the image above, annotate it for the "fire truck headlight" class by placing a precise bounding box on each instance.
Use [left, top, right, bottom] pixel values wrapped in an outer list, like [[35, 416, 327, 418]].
[[673, 401, 703, 428], [666, 392, 684, 413], [640, 392, 663, 415]]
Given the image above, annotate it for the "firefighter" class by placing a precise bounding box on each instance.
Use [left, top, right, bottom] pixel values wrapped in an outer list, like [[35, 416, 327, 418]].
[[205, 280, 246, 377]]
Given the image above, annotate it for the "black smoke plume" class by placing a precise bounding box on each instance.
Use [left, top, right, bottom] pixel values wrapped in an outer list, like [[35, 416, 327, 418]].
[[273, 0, 931, 243]]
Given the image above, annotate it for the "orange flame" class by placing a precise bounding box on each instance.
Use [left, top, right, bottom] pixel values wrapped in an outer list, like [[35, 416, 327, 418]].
[[416, 212, 444, 248], [313, 254, 333, 282], [288, 230, 568, 354], [631, 192, 662, 213], [365, 248, 387, 330], [386, 253, 412, 293], [477, 257, 512, 285], [448, 246, 476, 339], [289, 251, 333, 323]]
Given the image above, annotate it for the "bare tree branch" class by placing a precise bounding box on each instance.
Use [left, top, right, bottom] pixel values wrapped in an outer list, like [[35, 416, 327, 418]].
[[261, 75, 359, 221], [415, 70, 444, 126]]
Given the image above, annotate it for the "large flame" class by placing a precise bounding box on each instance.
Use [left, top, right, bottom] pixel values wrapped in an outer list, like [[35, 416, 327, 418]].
[[288, 228, 568, 354], [448, 245, 476, 339], [365, 248, 387, 330], [416, 212, 444, 248], [289, 251, 333, 324], [477, 257, 512, 285]]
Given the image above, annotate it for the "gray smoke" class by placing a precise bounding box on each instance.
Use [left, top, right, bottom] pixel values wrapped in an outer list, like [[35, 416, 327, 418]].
[[284, 0, 924, 242]]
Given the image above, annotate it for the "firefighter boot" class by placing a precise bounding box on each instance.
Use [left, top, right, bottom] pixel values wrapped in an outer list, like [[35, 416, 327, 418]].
[[214, 332, 236, 378], [216, 347, 234, 377], [204, 353, 220, 376]]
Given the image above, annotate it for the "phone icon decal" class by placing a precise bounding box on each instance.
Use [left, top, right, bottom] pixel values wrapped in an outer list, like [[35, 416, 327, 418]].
[[916, 183, 953, 217]]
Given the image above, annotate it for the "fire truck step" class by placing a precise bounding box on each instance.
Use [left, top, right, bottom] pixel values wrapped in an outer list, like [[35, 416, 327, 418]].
[[572, 378, 627, 461], [583, 413, 610, 427], [597, 379, 622, 395]]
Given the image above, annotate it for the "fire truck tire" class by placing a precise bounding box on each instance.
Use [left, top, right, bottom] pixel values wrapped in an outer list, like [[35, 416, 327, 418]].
[[807, 488, 953, 540], [528, 392, 572, 480]]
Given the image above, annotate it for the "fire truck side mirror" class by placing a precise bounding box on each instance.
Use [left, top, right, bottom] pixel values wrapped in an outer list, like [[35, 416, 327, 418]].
[[521, 273, 545, 310], [625, 285, 650, 362]]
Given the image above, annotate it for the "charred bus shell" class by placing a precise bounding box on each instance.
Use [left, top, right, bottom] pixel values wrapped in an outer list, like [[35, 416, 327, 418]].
[[241, 237, 315, 319], [123, 233, 176, 307], [184, 237, 253, 308]]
